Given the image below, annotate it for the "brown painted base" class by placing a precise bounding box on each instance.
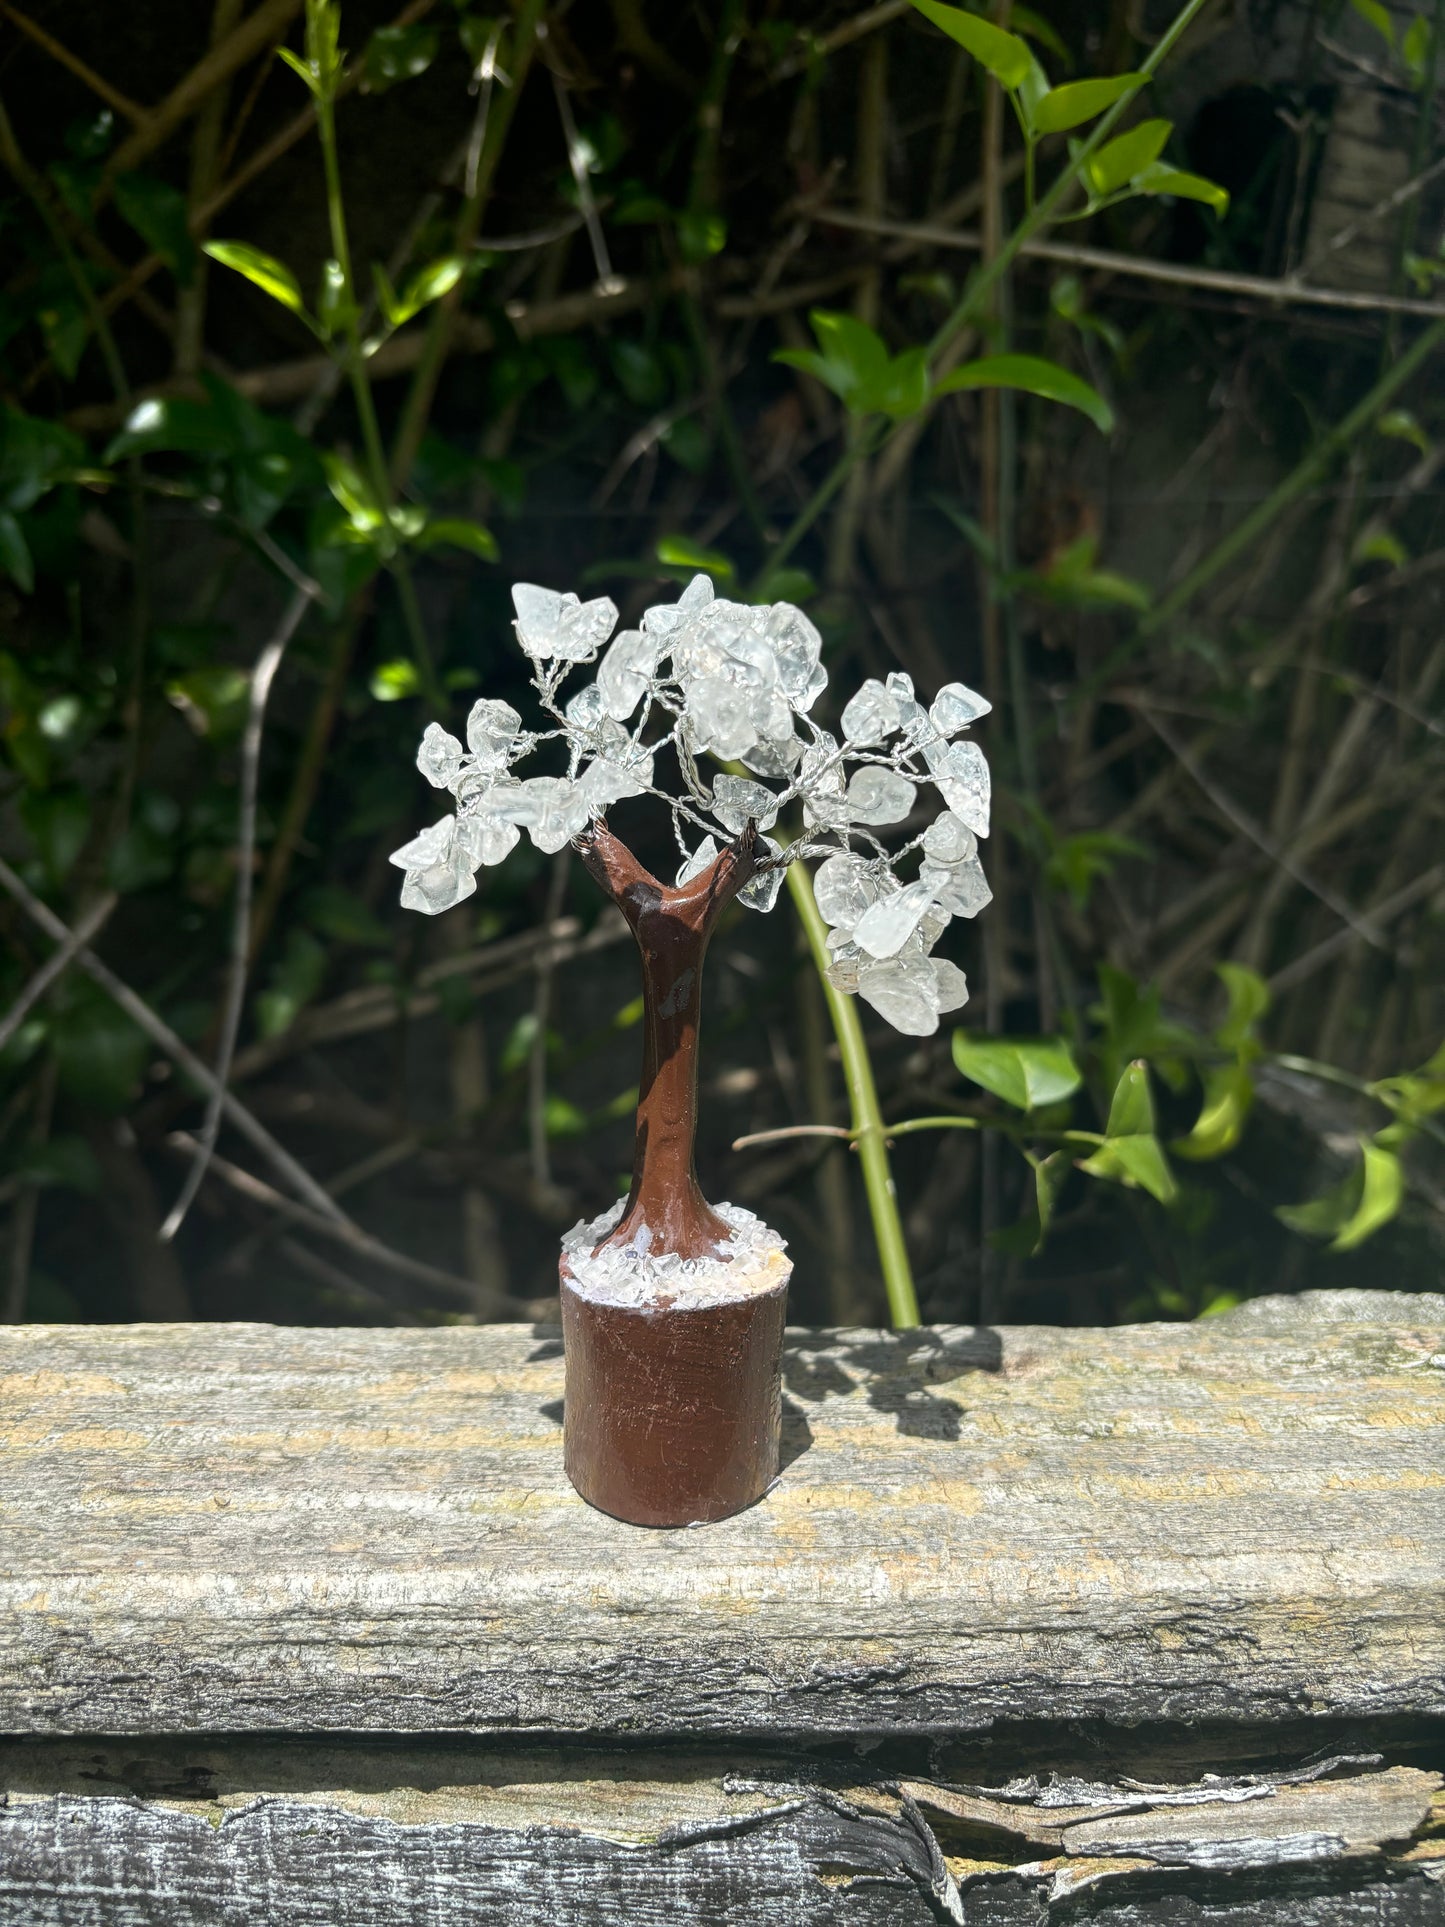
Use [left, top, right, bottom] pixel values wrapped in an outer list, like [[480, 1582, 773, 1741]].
[[560, 1260, 790, 1528]]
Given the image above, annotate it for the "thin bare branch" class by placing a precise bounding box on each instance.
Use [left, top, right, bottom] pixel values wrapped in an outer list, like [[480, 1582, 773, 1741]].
[[160, 583, 315, 1241], [810, 207, 1445, 321], [0, 893, 118, 1056], [0, 3, 150, 124], [0, 854, 348, 1227]]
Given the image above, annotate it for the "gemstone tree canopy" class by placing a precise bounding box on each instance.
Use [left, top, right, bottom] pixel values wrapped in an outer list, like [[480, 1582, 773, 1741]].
[[391, 575, 992, 1036]]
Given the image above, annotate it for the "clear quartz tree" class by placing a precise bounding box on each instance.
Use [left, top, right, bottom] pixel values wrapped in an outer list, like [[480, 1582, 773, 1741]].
[[392, 573, 991, 1268]]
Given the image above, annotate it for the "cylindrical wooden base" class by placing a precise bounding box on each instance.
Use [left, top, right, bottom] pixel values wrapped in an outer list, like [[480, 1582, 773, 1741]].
[[560, 1258, 789, 1527]]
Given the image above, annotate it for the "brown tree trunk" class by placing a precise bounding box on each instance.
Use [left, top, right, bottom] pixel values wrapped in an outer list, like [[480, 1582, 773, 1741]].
[[574, 819, 757, 1261]]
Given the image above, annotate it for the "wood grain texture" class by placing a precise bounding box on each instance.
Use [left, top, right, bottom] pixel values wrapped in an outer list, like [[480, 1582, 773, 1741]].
[[0, 1739, 1441, 1925], [1, 1289, 1442, 1738]]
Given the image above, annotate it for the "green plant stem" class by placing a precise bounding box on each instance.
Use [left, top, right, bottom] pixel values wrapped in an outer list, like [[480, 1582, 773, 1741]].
[[1269, 1051, 1445, 1152], [757, 0, 1215, 586], [787, 860, 920, 1328], [312, 49, 443, 712]]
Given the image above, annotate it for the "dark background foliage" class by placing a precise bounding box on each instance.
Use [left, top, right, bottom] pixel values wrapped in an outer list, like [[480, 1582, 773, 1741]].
[[1, 0, 1442, 1333]]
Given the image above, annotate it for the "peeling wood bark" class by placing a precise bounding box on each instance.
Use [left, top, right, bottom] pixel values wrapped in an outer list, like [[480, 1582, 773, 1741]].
[[1, 1290, 1442, 1739]]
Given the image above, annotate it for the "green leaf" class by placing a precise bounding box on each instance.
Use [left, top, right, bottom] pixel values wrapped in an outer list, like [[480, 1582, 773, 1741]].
[[0, 405, 84, 512], [676, 209, 728, 262], [203, 241, 311, 323], [257, 929, 329, 1039], [302, 884, 389, 948], [114, 173, 197, 284], [1354, 529, 1408, 568], [775, 309, 892, 413], [1130, 161, 1230, 216], [1085, 118, 1173, 197], [1172, 1062, 1253, 1161], [19, 786, 90, 883], [1031, 1146, 1071, 1249], [656, 535, 736, 583], [545, 1094, 588, 1138], [951, 1032, 1083, 1110], [369, 658, 420, 702], [1402, 12, 1432, 81], [1377, 408, 1431, 454], [908, 0, 1035, 87], [50, 983, 148, 1112], [363, 22, 439, 89], [277, 46, 321, 94], [1078, 1130, 1177, 1204], [1278, 1142, 1404, 1251], [103, 395, 230, 462], [415, 517, 499, 562], [936, 353, 1113, 432], [0, 510, 33, 593], [1349, 0, 1395, 44], [384, 253, 466, 327], [876, 345, 931, 420], [1031, 74, 1146, 135], [1043, 828, 1146, 909], [1214, 962, 1269, 1052], [1105, 1058, 1155, 1138], [7, 1135, 100, 1194], [609, 338, 668, 408], [322, 451, 385, 532]]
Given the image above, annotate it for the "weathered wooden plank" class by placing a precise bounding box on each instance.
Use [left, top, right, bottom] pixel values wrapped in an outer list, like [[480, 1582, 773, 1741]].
[[1, 1289, 1442, 1737], [0, 1739, 1441, 1925]]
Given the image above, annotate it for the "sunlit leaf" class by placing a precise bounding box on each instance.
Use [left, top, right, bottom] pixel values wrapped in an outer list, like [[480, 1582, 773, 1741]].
[[322, 451, 385, 531], [1078, 1129, 1177, 1204], [369, 658, 421, 702], [203, 241, 311, 324], [1084, 118, 1173, 197], [657, 535, 736, 582], [1172, 1062, 1253, 1161], [1277, 1141, 1404, 1251], [1348, 0, 1395, 44], [415, 517, 499, 562], [1402, 12, 1433, 82], [386, 253, 466, 326], [1376, 408, 1431, 454], [1031, 74, 1145, 134], [166, 665, 250, 739], [1214, 962, 1269, 1052], [1130, 160, 1230, 215], [935, 353, 1114, 432], [951, 1032, 1083, 1109], [1104, 1058, 1154, 1138], [908, 0, 1035, 87], [1354, 528, 1408, 568]]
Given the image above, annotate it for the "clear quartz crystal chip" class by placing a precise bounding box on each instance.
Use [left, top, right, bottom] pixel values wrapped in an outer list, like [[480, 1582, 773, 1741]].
[[504, 776, 590, 853], [846, 765, 916, 826], [800, 730, 849, 830], [676, 834, 720, 886], [465, 698, 521, 769], [922, 810, 977, 866], [814, 851, 892, 932], [921, 854, 992, 918], [512, 583, 618, 663], [389, 818, 455, 870], [417, 722, 464, 790], [711, 773, 780, 833], [737, 835, 784, 912], [857, 953, 940, 1035], [597, 628, 661, 720], [853, 877, 938, 959], [841, 678, 902, 746], [687, 676, 766, 761], [925, 739, 991, 836], [579, 741, 653, 810], [930, 681, 992, 736], [764, 602, 826, 712], [457, 811, 520, 868], [930, 956, 970, 1013]]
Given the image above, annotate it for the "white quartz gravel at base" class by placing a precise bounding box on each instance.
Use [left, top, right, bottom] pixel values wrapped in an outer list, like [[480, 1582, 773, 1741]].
[[560, 1200, 790, 1308]]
